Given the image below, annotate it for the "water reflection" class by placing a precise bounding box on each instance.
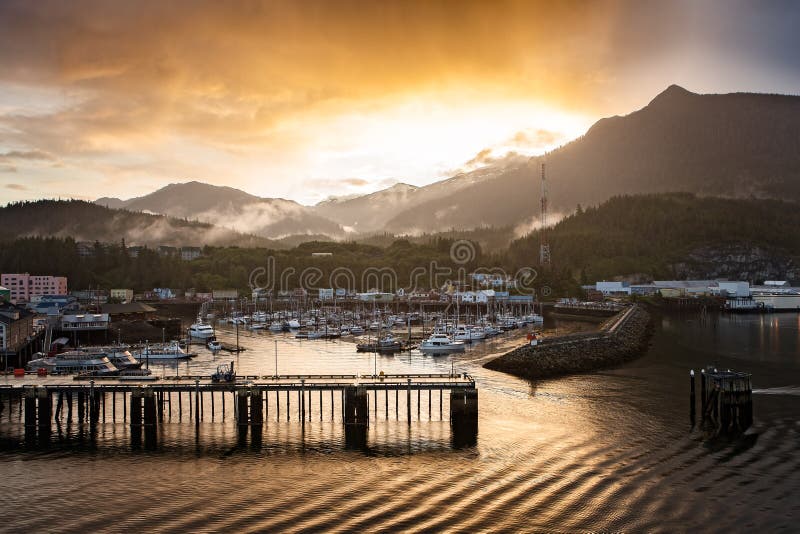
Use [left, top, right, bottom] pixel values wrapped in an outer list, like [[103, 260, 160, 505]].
[[2, 312, 799, 531]]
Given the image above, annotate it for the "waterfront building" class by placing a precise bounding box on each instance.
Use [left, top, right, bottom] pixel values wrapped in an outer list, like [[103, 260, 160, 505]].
[[716, 281, 750, 298], [60, 313, 110, 332], [29, 295, 78, 315], [764, 280, 791, 288], [596, 281, 632, 296], [71, 289, 108, 304], [110, 288, 134, 303], [0, 302, 36, 368], [212, 289, 238, 300], [154, 288, 176, 300], [1, 273, 68, 303], [357, 292, 394, 302]]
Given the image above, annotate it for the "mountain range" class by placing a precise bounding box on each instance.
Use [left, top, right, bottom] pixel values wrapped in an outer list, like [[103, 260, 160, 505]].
[[97, 181, 346, 240], [79, 85, 800, 242]]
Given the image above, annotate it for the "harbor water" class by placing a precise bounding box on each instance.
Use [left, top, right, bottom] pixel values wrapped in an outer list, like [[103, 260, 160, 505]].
[[2, 312, 799, 531]]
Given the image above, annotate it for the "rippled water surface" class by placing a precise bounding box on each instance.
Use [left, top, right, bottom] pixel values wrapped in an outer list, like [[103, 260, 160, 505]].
[[2, 312, 799, 532]]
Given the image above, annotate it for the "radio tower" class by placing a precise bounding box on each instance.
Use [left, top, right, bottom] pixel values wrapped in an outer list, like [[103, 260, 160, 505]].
[[539, 162, 551, 267]]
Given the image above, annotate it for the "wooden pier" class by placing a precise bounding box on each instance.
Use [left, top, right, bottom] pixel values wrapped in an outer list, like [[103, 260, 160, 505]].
[[0, 373, 478, 449]]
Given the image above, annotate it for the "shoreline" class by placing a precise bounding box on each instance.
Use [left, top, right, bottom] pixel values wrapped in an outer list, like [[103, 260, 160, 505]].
[[484, 304, 653, 381]]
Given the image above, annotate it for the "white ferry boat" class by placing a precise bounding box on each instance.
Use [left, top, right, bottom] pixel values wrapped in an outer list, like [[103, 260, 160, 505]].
[[27, 351, 119, 375]]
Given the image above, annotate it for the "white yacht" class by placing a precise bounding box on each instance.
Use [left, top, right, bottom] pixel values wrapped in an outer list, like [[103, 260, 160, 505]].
[[207, 339, 222, 352], [454, 326, 486, 342], [480, 324, 502, 337], [287, 319, 301, 329], [269, 322, 284, 332], [420, 334, 465, 354], [139, 341, 192, 360], [189, 321, 215, 339], [350, 325, 365, 336]]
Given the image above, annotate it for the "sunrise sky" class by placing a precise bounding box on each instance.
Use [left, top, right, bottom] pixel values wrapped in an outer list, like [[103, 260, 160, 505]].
[[1, 0, 798, 205]]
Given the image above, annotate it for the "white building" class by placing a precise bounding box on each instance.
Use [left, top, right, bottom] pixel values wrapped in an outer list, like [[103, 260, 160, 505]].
[[60, 313, 110, 331], [455, 290, 495, 303], [596, 281, 631, 296], [357, 292, 394, 302], [717, 281, 750, 298]]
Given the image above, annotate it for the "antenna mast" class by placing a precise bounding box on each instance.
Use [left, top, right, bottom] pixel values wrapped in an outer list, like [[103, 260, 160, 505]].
[[539, 162, 551, 267]]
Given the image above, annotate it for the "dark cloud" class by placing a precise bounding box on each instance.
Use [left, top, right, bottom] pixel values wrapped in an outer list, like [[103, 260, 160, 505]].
[[0, 149, 54, 160]]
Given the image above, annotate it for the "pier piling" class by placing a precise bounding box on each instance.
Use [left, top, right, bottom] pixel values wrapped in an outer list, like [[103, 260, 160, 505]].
[[690, 370, 696, 426], [77, 391, 85, 423], [37, 387, 52, 437], [344, 385, 369, 449], [24, 389, 37, 443], [450, 387, 478, 447]]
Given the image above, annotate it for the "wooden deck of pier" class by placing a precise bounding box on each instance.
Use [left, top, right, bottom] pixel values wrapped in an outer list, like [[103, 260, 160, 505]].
[[0, 373, 479, 448]]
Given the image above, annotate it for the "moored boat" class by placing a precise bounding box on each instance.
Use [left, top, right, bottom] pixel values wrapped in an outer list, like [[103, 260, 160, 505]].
[[138, 341, 192, 360], [189, 320, 215, 339], [420, 333, 465, 354], [27, 351, 119, 375]]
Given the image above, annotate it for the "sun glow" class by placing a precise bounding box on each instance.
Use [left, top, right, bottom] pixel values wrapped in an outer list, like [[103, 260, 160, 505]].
[[269, 93, 592, 203]]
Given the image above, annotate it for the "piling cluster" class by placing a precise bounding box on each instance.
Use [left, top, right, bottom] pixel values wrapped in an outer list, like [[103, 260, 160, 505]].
[[484, 305, 653, 380], [691, 368, 753, 435]]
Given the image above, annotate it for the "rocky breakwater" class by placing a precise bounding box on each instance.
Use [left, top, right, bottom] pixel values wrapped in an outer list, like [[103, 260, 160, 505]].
[[485, 304, 652, 380]]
